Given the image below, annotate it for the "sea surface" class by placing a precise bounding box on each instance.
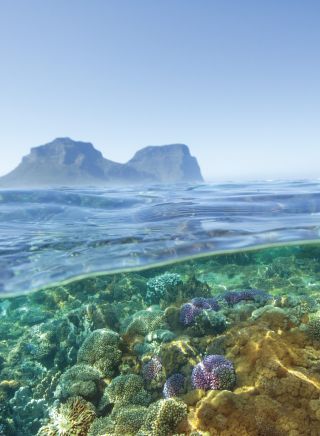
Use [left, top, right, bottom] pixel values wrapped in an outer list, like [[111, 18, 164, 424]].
[[1, 181, 320, 435], [1, 180, 320, 295]]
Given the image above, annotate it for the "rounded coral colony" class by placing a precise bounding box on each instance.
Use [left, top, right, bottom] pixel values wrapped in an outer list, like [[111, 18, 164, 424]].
[[191, 354, 236, 391], [180, 297, 220, 326], [163, 373, 185, 398], [142, 356, 163, 381]]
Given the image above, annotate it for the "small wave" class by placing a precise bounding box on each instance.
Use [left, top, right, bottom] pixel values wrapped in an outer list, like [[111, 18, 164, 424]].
[[1, 181, 320, 296]]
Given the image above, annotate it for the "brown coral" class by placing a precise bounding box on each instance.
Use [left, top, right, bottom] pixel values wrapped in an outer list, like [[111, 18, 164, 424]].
[[37, 396, 96, 436]]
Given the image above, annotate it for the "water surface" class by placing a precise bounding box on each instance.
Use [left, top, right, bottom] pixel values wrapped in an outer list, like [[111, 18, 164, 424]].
[[1, 180, 320, 295]]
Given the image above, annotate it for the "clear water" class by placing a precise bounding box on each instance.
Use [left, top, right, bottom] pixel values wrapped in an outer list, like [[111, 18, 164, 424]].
[[1, 182, 320, 435], [1, 180, 320, 295]]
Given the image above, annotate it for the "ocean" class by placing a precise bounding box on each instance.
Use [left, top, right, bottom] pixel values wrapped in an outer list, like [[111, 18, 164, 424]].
[[1, 181, 320, 435]]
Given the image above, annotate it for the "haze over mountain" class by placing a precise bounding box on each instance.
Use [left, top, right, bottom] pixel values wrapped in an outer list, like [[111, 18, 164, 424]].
[[0, 138, 203, 187]]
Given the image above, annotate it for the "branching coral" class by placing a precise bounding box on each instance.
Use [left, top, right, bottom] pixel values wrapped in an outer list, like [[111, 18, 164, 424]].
[[146, 273, 182, 304], [37, 396, 96, 436]]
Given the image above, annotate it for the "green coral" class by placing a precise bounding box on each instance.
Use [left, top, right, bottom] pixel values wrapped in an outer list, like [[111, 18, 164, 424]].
[[88, 405, 147, 436], [187, 310, 227, 337], [55, 364, 102, 401], [103, 374, 150, 408], [306, 316, 320, 341], [146, 273, 182, 304], [88, 416, 115, 436], [123, 308, 167, 337], [77, 329, 121, 377], [137, 398, 187, 436], [114, 405, 148, 434]]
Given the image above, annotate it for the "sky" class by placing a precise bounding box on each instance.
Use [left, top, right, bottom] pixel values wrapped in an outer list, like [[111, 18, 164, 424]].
[[0, 0, 319, 181]]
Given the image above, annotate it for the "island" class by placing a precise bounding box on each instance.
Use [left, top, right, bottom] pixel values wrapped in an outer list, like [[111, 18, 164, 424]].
[[0, 137, 203, 187]]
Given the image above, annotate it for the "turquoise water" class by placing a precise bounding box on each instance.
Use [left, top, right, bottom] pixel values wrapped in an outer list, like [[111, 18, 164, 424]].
[[1, 181, 320, 295], [1, 183, 320, 435]]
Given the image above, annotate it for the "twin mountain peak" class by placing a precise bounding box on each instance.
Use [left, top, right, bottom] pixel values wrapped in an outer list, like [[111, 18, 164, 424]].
[[0, 138, 203, 187]]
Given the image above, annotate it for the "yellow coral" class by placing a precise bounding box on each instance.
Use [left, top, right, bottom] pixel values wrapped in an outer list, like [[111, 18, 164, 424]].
[[187, 313, 320, 436]]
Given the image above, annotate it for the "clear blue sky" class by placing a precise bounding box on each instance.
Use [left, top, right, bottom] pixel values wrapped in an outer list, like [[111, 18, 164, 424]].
[[0, 0, 319, 180]]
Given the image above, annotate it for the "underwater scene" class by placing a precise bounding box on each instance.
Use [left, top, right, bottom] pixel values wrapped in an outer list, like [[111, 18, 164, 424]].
[[1, 243, 320, 435]]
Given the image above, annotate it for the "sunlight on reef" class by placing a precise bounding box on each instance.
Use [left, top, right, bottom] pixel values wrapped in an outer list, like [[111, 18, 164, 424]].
[[1, 243, 320, 435]]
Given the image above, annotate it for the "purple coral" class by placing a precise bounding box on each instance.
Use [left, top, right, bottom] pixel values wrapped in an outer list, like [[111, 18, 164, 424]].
[[223, 289, 269, 306], [206, 297, 220, 311], [142, 356, 162, 381], [202, 354, 232, 371], [192, 354, 236, 391], [180, 297, 220, 326], [163, 373, 185, 398], [191, 297, 212, 310], [180, 302, 202, 326]]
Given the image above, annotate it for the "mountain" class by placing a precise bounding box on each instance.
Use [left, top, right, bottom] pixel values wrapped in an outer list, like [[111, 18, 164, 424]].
[[0, 137, 203, 187], [127, 143, 203, 183]]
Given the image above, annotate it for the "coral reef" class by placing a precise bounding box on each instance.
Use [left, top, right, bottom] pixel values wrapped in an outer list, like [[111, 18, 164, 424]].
[[2, 242, 320, 435], [137, 398, 188, 436], [180, 297, 219, 326], [122, 307, 167, 337], [113, 404, 148, 434], [306, 315, 320, 341], [163, 373, 185, 398], [142, 356, 163, 381], [37, 396, 96, 435], [77, 329, 121, 377], [191, 355, 236, 391], [87, 416, 115, 436], [55, 364, 102, 401], [222, 288, 270, 306], [146, 273, 182, 304], [187, 318, 320, 435], [103, 374, 150, 408], [186, 310, 227, 337]]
